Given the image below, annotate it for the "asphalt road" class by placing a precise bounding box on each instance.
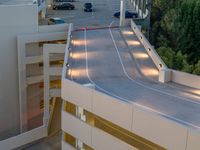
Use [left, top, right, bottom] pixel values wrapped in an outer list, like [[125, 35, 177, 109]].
[[69, 25, 200, 129], [46, 0, 134, 27]]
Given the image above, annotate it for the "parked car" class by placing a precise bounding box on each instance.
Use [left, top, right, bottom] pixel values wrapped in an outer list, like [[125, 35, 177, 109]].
[[53, 3, 75, 10], [84, 3, 93, 12], [114, 11, 138, 18], [48, 17, 65, 25]]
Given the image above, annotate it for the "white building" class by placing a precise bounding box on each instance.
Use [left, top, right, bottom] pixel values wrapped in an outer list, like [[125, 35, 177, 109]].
[[60, 21, 200, 150], [0, 1, 68, 148], [0, 0, 200, 150]]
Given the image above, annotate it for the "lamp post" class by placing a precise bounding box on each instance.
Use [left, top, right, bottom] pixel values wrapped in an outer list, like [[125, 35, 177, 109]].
[[146, 0, 152, 39], [120, 0, 126, 26]]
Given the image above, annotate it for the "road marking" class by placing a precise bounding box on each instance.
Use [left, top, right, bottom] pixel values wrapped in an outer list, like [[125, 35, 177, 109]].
[[108, 21, 200, 105], [82, 27, 200, 129]]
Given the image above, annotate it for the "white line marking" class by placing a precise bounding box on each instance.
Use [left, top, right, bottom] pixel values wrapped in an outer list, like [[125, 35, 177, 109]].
[[83, 27, 200, 129], [108, 21, 200, 105], [92, 0, 94, 16]]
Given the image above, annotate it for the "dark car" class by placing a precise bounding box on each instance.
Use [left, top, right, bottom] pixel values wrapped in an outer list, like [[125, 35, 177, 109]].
[[48, 18, 65, 25], [84, 3, 93, 12], [114, 11, 138, 18], [53, 3, 75, 10]]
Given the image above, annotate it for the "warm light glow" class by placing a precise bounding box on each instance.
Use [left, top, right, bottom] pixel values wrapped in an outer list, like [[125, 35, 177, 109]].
[[70, 52, 94, 60], [122, 31, 134, 35], [72, 40, 85, 46], [71, 69, 87, 78], [68, 69, 71, 76], [50, 80, 61, 88], [141, 68, 159, 76], [70, 52, 73, 58], [71, 52, 85, 60], [127, 40, 141, 46], [190, 89, 200, 96], [132, 52, 149, 59]]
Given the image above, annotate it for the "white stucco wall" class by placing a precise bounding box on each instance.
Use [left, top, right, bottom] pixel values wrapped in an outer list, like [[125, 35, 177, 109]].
[[0, 4, 38, 140]]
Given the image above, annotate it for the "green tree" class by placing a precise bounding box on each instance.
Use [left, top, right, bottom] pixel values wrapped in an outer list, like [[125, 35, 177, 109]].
[[157, 47, 174, 68], [173, 51, 185, 70], [193, 61, 200, 75], [176, 0, 200, 64], [150, 0, 200, 74]]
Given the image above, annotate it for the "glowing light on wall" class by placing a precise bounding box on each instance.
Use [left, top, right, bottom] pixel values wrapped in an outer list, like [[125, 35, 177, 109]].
[[72, 40, 86, 46], [70, 52, 94, 60], [67, 69, 72, 76], [132, 52, 149, 59], [141, 68, 159, 76], [122, 31, 134, 35], [71, 69, 87, 78], [127, 40, 140, 46], [69, 52, 73, 58], [190, 89, 200, 96], [71, 52, 86, 60]]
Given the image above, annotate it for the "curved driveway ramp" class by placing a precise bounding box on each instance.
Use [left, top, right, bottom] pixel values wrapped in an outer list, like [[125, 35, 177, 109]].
[[69, 26, 200, 129]]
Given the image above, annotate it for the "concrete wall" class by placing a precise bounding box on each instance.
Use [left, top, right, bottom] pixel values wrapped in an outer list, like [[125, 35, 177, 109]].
[[132, 105, 188, 150], [0, 4, 38, 140], [18, 31, 67, 132], [62, 141, 76, 150], [171, 70, 200, 89], [38, 24, 69, 33], [61, 79, 200, 150], [131, 20, 200, 88], [130, 20, 167, 70], [0, 126, 47, 150], [62, 111, 137, 150], [186, 129, 200, 150]]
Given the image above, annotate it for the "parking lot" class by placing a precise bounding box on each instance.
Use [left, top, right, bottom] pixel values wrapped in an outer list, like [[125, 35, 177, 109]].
[[45, 0, 134, 27]]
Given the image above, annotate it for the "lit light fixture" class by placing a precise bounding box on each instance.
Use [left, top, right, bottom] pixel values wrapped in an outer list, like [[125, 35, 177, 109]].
[[141, 68, 159, 76], [67, 69, 71, 76], [132, 52, 149, 59], [70, 52, 73, 58], [122, 31, 133, 35], [70, 69, 87, 78], [127, 40, 140, 46], [190, 89, 200, 96], [66, 63, 70, 68]]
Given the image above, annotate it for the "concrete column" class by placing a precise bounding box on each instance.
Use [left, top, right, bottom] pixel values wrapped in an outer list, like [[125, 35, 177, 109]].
[[47, 0, 52, 6], [159, 69, 172, 83], [76, 106, 86, 150], [43, 45, 50, 127], [120, 0, 126, 27], [41, 8, 46, 18], [76, 106, 86, 122]]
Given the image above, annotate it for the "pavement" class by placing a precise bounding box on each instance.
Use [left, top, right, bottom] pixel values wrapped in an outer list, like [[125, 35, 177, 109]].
[[69, 25, 200, 129], [45, 0, 134, 27], [16, 132, 61, 150]]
